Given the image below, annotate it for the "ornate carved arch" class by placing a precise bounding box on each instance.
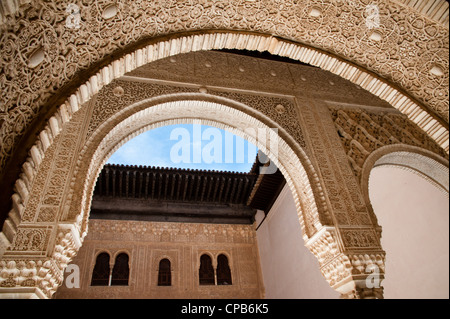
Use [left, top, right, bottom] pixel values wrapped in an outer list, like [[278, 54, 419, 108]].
[[1, 1, 449, 234], [0, 87, 382, 298], [358, 144, 448, 229], [2, 0, 449, 299], [361, 144, 449, 208], [69, 94, 323, 242]]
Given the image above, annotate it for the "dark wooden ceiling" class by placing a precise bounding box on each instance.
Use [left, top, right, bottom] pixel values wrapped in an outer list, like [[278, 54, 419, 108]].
[[91, 161, 286, 224], [94, 164, 257, 205]]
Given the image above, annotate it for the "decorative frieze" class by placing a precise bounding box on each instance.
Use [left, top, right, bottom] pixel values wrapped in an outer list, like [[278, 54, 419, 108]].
[[87, 220, 257, 246]]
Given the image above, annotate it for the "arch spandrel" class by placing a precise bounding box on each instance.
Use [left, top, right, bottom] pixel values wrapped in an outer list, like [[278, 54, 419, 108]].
[[328, 106, 449, 182]]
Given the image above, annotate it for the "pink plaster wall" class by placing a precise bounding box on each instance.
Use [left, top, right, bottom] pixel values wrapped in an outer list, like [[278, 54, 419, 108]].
[[369, 166, 449, 299], [256, 185, 340, 299]]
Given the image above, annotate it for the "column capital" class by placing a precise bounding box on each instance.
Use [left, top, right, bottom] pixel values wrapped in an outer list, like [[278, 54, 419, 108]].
[[306, 227, 385, 299], [327, 252, 386, 299]]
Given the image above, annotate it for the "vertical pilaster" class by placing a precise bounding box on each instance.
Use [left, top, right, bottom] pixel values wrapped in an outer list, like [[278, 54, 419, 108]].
[[0, 100, 93, 299], [296, 96, 386, 298]]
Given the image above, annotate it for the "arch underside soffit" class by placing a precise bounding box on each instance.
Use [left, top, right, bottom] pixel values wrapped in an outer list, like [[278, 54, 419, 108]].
[[0, 0, 448, 178]]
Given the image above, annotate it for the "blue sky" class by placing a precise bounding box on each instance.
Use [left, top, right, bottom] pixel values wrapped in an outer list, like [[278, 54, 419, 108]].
[[107, 124, 258, 173]]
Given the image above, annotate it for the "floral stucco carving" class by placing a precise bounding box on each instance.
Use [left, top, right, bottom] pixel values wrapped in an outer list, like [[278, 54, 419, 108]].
[[0, 0, 448, 174]]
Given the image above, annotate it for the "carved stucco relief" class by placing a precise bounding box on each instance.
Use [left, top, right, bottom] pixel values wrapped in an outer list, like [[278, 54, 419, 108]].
[[329, 106, 449, 181], [86, 79, 306, 149], [294, 97, 386, 298], [297, 98, 376, 228], [0, 226, 80, 297], [0, 70, 400, 298], [1, 35, 447, 297], [0, 0, 448, 176], [5, 98, 93, 237], [0, 101, 93, 297]]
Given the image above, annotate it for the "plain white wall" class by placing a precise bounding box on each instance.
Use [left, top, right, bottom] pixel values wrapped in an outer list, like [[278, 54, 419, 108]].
[[369, 166, 449, 299], [256, 185, 340, 299]]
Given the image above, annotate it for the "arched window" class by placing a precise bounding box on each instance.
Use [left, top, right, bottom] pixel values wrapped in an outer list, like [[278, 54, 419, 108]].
[[158, 258, 172, 286], [91, 252, 110, 286], [216, 254, 232, 285], [111, 253, 129, 286], [199, 254, 215, 285]]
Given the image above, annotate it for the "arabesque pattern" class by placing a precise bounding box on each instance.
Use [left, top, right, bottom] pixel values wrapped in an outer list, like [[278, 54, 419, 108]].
[[0, 0, 448, 174]]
